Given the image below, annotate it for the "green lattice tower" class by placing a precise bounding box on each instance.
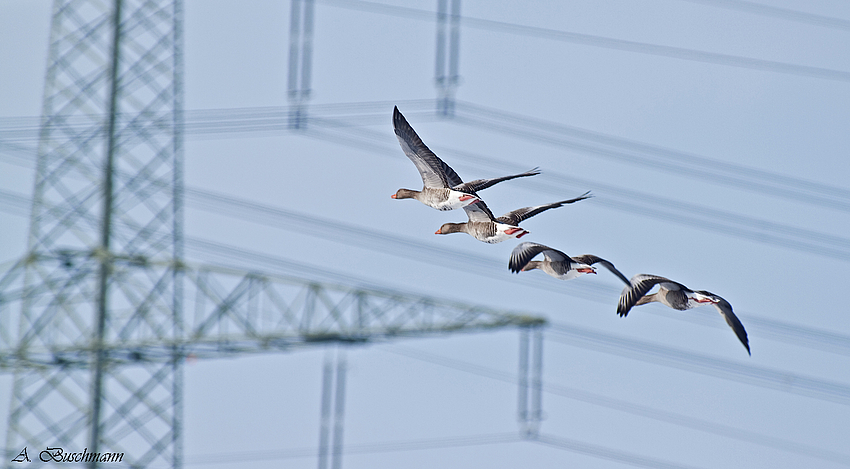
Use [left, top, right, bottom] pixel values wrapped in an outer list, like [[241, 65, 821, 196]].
[[2, 0, 184, 467], [0, 2, 549, 466]]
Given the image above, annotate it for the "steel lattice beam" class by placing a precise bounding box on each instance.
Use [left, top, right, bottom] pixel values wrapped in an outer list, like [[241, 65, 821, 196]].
[[2, 255, 545, 464], [2, 256, 545, 369]]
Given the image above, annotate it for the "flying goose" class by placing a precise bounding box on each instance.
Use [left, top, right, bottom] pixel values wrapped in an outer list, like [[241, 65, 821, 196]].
[[436, 194, 591, 243], [392, 106, 540, 211], [509, 242, 630, 283], [618, 274, 750, 355]]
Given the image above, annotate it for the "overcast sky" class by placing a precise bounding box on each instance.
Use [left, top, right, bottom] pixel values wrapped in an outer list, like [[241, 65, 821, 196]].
[[1, 0, 850, 468]]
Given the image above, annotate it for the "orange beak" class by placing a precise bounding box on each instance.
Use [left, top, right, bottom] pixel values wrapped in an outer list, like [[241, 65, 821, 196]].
[[391, 194, 397, 199], [435, 229, 442, 234]]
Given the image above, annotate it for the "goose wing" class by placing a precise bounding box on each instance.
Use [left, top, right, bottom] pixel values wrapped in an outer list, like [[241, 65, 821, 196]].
[[618, 274, 685, 317], [572, 254, 630, 285], [454, 168, 540, 194], [393, 106, 463, 189], [509, 242, 568, 273], [462, 200, 497, 223], [696, 290, 751, 355], [496, 192, 592, 226]]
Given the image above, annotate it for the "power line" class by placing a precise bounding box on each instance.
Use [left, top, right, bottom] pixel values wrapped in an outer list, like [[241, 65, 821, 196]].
[[316, 0, 850, 83], [454, 100, 850, 211], [182, 185, 850, 356], [3, 185, 834, 459], [3, 185, 850, 358], [169, 100, 847, 220], [547, 323, 850, 406], [0, 172, 619, 306], [181, 217, 616, 303], [176, 100, 850, 212], [184, 236, 388, 290], [4, 101, 849, 215], [625, 304, 850, 358], [174, 432, 523, 466], [207, 101, 850, 222], [294, 120, 850, 261], [184, 225, 850, 358], [0, 101, 436, 144], [0, 189, 31, 217], [4, 108, 849, 357], [173, 429, 704, 469], [670, 0, 850, 32], [5, 112, 850, 251], [532, 433, 707, 469], [383, 345, 850, 466], [172, 337, 742, 469], [181, 102, 850, 254], [82, 179, 850, 408]]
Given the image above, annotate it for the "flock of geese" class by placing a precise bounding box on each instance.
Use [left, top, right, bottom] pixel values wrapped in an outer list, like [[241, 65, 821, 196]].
[[390, 106, 750, 355]]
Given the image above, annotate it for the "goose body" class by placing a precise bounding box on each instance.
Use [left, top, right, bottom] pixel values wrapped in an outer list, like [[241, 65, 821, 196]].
[[392, 187, 479, 211], [434, 210, 525, 244], [392, 106, 539, 210], [618, 274, 750, 355], [509, 243, 629, 282], [436, 194, 591, 244]]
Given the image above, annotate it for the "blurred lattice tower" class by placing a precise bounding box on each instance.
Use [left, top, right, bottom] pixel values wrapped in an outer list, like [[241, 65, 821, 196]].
[[3, 0, 184, 467]]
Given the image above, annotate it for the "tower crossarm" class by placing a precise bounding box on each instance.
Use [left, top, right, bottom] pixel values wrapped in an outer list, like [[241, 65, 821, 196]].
[[1, 258, 546, 369]]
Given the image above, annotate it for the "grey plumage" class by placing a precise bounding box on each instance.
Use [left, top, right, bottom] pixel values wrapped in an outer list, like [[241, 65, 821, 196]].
[[437, 195, 591, 244], [618, 274, 750, 355], [393, 106, 463, 189], [509, 242, 571, 274], [454, 168, 541, 194], [436, 201, 501, 242], [509, 242, 626, 282], [571, 254, 631, 285], [392, 106, 540, 210], [495, 192, 592, 226]]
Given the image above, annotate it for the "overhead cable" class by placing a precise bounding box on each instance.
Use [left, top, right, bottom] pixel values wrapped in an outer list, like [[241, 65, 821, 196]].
[[2, 186, 850, 357], [383, 345, 850, 466], [173, 432, 522, 466], [671, 0, 850, 32], [547, 323, 850, 406], [3, 101, 848, 213], [316, 0, 850, 83]]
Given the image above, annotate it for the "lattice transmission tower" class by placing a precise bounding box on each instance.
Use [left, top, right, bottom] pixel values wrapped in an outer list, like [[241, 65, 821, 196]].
[[1, 0, 185, 466], [1, 1, 545, 468]]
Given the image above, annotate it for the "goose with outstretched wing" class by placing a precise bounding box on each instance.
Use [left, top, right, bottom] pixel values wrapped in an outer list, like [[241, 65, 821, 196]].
[[435, 194, 591, 243], [392, 106, 540, 211], [618, 274, 750, 355], [509, 242, 629, 283]]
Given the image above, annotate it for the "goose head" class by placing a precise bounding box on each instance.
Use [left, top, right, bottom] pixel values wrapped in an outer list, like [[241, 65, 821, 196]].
[[391, 188, 418, 200], [435, 223, 466, 235]]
